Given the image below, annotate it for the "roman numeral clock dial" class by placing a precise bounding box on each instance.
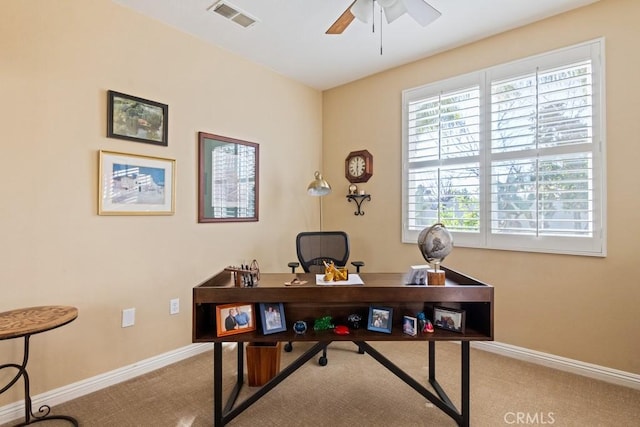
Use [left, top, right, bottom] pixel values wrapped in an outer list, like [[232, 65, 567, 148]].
[[345, 150, 373, 183]]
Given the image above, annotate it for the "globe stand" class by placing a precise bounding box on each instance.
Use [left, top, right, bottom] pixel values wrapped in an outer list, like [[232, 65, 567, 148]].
[[427, 263, 445, 286]]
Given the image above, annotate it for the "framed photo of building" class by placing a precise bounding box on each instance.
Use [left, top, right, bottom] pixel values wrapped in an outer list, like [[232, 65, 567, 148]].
[[433, 306, 465, 334], [259, 303, 286, 334], [215, 303, 256, 337], [198, 132, 259, 223], [98, 150, 175, 215]]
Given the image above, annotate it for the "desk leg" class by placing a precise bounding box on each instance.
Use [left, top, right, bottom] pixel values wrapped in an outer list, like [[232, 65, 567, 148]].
[[0, 335, 78, 426], [461, 341, 470, 427], [213, 342, 223, 427]]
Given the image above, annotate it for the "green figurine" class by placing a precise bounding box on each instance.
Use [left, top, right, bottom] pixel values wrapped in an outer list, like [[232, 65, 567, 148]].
[[313, 316, 334, 331]]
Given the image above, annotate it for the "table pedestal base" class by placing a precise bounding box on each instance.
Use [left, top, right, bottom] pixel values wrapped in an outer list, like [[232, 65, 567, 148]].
[[1, 335, 78, 426]]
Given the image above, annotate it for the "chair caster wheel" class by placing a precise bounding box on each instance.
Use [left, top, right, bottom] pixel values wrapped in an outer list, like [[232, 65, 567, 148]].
[[318, 356, 328, 366], [358, 347, 365, 354], [284, 343, 293, 352]]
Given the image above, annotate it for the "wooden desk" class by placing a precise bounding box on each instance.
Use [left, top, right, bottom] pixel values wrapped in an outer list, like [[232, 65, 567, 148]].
[[0, 306, 78, 426], [193, 268, 493, 427]]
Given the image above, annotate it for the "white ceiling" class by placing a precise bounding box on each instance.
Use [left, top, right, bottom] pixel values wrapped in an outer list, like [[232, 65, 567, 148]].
[[112, 0, 599, 91]]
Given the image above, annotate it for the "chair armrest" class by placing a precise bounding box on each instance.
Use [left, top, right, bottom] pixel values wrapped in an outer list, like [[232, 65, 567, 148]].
[[351, 261, 364, 273], [288, 262, 300, 273]]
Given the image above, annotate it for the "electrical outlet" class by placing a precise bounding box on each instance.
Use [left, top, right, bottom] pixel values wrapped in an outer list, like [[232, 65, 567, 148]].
[[122, 308, 135, 327], [170, 298, 179, 315]]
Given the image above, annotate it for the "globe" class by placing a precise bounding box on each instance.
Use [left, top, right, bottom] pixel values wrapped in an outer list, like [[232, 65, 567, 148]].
[[418, 223, 453, 267]]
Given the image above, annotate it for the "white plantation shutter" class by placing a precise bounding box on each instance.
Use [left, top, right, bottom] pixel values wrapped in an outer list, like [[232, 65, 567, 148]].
[[403, 39, 605, 256]]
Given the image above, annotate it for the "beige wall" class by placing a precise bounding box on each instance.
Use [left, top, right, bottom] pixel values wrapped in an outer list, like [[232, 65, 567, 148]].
[[1, 0, 638, 409], [323, 0, 639, 373], [0, 0, 323, 404]]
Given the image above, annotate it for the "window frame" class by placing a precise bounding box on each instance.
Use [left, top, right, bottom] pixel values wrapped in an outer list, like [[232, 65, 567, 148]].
[[402, 39, 606, 257]]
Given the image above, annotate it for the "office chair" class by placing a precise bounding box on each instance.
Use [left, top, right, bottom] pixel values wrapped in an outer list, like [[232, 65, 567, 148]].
[[286, 231, 364, 365]]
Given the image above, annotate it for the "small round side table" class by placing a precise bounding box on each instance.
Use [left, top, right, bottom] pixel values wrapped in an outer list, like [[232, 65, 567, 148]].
[[0, 306, 79, 426]]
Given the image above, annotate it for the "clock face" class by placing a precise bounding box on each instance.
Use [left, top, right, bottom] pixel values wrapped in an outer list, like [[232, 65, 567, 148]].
[[349, 156, 366, 177]]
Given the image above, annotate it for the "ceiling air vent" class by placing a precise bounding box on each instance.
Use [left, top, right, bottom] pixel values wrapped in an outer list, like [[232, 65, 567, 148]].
[[208, 1, 258, 28]]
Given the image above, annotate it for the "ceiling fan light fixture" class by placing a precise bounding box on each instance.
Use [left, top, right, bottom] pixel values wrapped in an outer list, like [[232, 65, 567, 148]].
[[379, 0, 407, 24], [350, 0, 373, 24]]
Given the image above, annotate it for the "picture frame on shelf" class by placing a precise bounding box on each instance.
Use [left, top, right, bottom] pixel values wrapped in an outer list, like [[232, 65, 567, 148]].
[[98, 150, 175, 215], [433, 306, 465, 334], [198, 132, 259, 223], [367, 305, 393, 334], [258, 303, 286, 335], [107, 90, 168, 146], [402, 315, 417, 336], [215, 303, 256, 337]]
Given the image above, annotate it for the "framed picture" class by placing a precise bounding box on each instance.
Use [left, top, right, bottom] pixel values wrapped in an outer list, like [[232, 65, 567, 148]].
[[215, 303, 256, 337], [367, 305, 393, 334], [98, 150, 175, 215], [433, 306, 466, 334], [402, 315, 417, 336], [258, 303, 286, 335], [198, 132, 259, 223], [107, 90, 168, 146]]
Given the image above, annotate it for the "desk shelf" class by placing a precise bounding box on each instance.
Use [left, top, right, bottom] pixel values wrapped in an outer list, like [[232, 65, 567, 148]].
[[193, 268, 493, 343]]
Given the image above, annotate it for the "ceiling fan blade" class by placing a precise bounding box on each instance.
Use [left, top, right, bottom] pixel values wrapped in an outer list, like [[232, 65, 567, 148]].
[[404, 0, 442, 27], [326, 1, 357, 34]]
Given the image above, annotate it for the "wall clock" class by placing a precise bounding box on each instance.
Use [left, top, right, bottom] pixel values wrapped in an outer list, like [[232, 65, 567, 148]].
[[345, 150, 373, 183]]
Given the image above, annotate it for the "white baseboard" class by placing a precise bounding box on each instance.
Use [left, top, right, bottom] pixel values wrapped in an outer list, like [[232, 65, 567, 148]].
[[0, 343, 213, 425], [2, 340, 638, 424], [472, 341, 640, 390]]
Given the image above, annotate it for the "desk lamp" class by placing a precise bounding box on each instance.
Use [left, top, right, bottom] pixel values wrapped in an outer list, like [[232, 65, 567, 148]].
[[307, 171, 331, 230]]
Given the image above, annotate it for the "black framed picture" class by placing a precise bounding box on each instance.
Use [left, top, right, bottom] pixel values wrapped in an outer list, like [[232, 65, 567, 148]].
[[107, 90, 168, 146], [433, 306, 466, 334], [259, 303, 286, 334], [367, 305, 393, 333]]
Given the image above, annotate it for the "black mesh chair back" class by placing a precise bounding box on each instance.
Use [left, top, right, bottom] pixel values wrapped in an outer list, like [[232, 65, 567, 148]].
[[296, 231, 350, 274]]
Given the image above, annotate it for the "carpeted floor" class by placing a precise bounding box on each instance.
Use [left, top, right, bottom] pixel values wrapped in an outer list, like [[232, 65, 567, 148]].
[[2, 341, 639, 426]]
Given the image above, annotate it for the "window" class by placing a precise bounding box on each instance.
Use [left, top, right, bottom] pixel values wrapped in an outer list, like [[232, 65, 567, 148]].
[[402, 40, 605, 256]]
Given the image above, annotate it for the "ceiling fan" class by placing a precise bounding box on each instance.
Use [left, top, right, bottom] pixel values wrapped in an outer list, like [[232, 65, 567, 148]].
[[326, 0, 441, 34]]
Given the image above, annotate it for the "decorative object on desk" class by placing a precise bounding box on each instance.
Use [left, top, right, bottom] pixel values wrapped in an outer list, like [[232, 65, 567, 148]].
[[307, 171, 331, 230], [425, 319, 434, 333], [367, 306, 393, 334], [405, 264, 429, 285], [215, 303, 256, 337], [402, 315, 417, 336], [417, 222, 453, 286], [348, 183, 358, 194], [347, 313, 362, 329], [285, 277, 308, 286], [225, 260, 260, 287], [293, 320, 307, 334], [345, 149, 373, 183], [433, 306, 465, 334], [323, 260, 348, 281], [198, 132, 259, 223], [334, 325, 350, 335], [346, 192, 371, 216], [98, 150, 175, 215], [107, 90, 168, 146], [259, 303, 286, 335], [313, 315, 334, 331]]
